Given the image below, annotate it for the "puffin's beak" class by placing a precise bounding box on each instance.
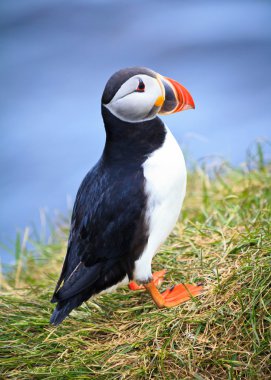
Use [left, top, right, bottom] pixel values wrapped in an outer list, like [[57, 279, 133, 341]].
[[156, 75, 195, 115]]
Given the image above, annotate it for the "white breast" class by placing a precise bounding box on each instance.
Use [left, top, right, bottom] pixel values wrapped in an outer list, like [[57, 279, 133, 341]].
[[133, 126, 187, 282]]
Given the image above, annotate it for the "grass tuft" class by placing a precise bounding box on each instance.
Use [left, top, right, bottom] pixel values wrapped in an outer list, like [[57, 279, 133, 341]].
[[1, 161, 271, 379]]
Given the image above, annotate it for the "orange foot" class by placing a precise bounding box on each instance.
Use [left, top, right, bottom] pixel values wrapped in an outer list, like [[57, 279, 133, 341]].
[[128, 269, 166, 291], [144, 281, 204, 308]]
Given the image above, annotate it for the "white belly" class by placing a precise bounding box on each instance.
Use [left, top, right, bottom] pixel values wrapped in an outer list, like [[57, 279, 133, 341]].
[[134, 126, 187, 282]]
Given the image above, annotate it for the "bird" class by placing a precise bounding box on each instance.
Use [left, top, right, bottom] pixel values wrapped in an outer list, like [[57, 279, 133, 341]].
[[50, 67, 203, 325]]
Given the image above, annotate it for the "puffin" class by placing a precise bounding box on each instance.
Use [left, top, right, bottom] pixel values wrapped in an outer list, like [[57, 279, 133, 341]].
[[50, 67, 203, 325]]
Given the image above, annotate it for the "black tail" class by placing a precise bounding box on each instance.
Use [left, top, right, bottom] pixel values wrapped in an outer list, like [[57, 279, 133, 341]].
[[50, 295, 86, 325], [50, 260, 127, 325], [50, 263, 101, 325]]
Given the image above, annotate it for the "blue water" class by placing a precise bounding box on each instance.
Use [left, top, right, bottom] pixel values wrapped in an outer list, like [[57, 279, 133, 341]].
[[1, 0, 271, 264]]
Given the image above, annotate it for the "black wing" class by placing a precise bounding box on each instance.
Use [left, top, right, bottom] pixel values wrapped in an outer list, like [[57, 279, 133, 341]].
[[50, 159, 148, 324]]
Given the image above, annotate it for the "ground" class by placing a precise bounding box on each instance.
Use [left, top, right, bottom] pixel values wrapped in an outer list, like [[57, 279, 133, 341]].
[[1, 155, 270, 379]]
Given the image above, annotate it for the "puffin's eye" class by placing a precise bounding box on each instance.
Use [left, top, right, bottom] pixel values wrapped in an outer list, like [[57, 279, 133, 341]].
[[136, 79, 145, 92]]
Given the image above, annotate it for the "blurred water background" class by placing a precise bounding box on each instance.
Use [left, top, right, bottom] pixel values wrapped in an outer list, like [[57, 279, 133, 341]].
[[1, 0, 271, 264]]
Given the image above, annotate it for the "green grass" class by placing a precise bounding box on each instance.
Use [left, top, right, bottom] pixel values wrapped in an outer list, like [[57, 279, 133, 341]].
[[1, 157, 271, 379]]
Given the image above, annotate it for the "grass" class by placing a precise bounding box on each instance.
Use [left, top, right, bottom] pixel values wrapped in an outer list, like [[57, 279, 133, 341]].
[[1, 153, 271, 379]]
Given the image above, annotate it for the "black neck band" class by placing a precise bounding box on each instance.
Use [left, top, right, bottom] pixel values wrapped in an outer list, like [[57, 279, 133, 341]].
[[101, 106, 166, 166]]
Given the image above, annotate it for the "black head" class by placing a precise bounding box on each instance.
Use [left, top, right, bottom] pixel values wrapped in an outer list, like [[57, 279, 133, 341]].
[[101, 66, 195, 123]]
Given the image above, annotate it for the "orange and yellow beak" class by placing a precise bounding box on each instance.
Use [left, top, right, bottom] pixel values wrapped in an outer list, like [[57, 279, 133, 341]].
[[155, 74, 195, 115]]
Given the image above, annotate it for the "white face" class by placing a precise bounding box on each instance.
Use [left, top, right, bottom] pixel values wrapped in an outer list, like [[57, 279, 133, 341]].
[[104, 74, 163, 123]]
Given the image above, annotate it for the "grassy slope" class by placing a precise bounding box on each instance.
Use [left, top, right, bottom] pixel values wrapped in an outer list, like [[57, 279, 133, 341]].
[[0, 163, 270, 379]]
